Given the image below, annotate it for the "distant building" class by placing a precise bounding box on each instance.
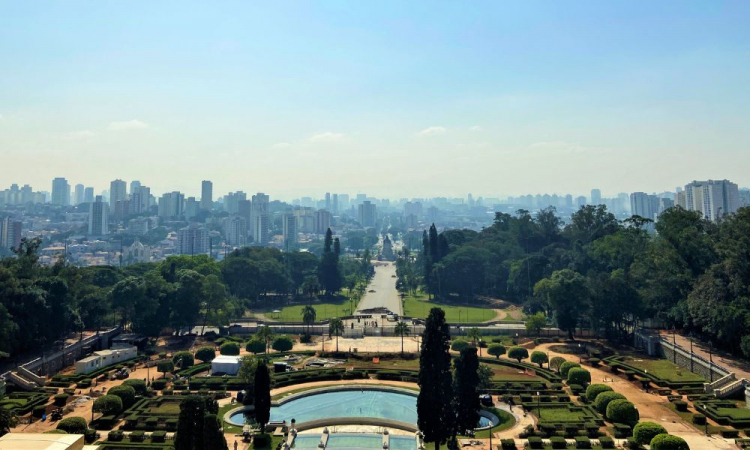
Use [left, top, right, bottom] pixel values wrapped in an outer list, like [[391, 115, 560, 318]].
[[381, 235, 395, 261], [314, 209, 331, 234], [201, 180, 213, 210], [282, 213, 298, 248], [224, 215, 248, 247], [184, 197, 199, 220], [75, 346, 137, 374], [127, 217, 151, 235], [158, 191, 184, 218], [109, 179, 127, 206], [123, 238, 150, 265], [680, 179, 740, 222], [251, 193, 269, 243], [0, 217, 22, 250], [83, 186, 95, 204], [630, 192, 659, 221], [73, 184, 84, 205], [177, 226, 209, 255], [51, 177, 70, 206], [130, 185, 151, 214], [88, 196, 109, 236], [591, 189, 602, 205], [358, 201, 377, 227]]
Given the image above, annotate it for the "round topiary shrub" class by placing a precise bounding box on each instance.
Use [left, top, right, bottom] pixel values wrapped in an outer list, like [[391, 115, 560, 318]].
[[567, 367, 591, 386], [93, 395, 123, 416], [220, 342, 240, 356], [108, 385, 136, 409], [633, 422, 668, 446], [272, 336, 294, 352], [451, 339, 470, 352], [673, 400, 688, 412], [172, 351, 194, 369], [54, 393, 69, 406], [560, 361, 580, 378], [594, 391, 626, 415], [692, 413, 706, 425], [245, 338, 266, 354], [122, 379, 148, 395], [650, 433, 690, 450], [195, 346, 216, 363], [487, 344, 506, 359], [606, 399, 639, 427], [585, 384, 613, 402], [530, 351, 549, 368], [507, 346, 529, 362], [57, 417, 88, 434]]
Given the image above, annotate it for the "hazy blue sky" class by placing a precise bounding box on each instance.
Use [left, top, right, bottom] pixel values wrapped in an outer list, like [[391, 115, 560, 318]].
[[1, 1, 748, 199]]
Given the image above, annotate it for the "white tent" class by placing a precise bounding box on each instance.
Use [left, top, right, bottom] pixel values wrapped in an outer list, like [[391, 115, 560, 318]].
[[211, 355, 240, 375]]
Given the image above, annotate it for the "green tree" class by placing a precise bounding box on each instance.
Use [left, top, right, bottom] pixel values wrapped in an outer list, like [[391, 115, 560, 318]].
[[633, 422, 668, 446], [56, 417, 87, 434], [549, 356, 566, 373], [318, 229, 342, 296], [0, 408, 17, 437], [567, 367, 591, 386], [302, 305, 317, 335], [245, 338, 266, 355], [525, 312, 547, 336], [650, 434, 689, 450], [172, 351, 194, 369], [487, 344, 506, 359], [195, 346, 216, 363], [157, 360, 174, 378], [530, 351, 548, 368], [93, 395, 122, 416], [108, 385, 136, 409], [256, 325, 275, 354], [237, 356, 258, 390], [202, 414, 227, 450], [220, 342, 240, 355], [507, 346, 529, 362], [606, 399, 639, 427], [254, 362, 272, 433], [271, 336, 294, 352], [466, 327, 482, 356], [453, 346, 480, 436], [328, 318, 344, 352], [175, 396, 207, 450], [395, 321, 410, 355], [417, 308, 455, 450], [535, 269, 590, 339]]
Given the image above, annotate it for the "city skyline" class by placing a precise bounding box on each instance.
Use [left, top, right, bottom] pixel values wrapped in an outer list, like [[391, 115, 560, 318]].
[[2, 2, 750, 197]]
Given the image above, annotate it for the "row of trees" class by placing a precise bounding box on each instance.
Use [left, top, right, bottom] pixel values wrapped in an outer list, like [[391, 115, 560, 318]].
[[410, 206, 750, 355], [0, 227, 373, 358]]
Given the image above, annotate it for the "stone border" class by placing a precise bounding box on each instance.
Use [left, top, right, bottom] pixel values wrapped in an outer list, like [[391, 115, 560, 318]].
[[476, 409, 500, 431]]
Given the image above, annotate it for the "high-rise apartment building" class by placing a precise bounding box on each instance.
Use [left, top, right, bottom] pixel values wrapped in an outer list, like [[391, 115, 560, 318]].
[[130, 180, 141, 195], [332, 194, 339, 214], [88, 196, 109, 236], [630, 192, 660, 221], [158, 192, 184, 218], [84, 187, 95, 204], [314, 209, 331, 234], [325, 192, 331, 211], [0, 217, 22, 250], [224, 215, 248, 247], [74, 184, 85, 205], [679, 180, 740, 222], [184, 197, 199, 220], [251, 193, 269, 243], [590, 189, 602, 205], [177, 226, 209, 255], [201, 181, 213, 211], [51, 178, 70, 206], [357, 201, 377, 228], [225, 191, 246, 214], [130, 186, 151, 214], [109, 179, 127, 206], [282, 213, 298, 248]]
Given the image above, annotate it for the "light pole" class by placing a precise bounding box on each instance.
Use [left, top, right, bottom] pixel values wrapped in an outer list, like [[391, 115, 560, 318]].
[[708, 341, 714, 383], [536, 391, 541, 420], [578, 343, 582, 364]]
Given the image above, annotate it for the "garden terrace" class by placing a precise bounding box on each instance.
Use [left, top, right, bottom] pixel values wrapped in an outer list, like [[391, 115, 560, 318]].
[[603, 355, 704, 389], [694, 400, 750, 429], [0, 390, 50, 415], [51, 360, 139, 386], [479, 357, 563, 383], [121, 396, 184, 431]]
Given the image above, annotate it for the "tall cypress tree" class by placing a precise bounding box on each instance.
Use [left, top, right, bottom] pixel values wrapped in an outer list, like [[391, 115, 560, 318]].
[[422, 230, 432, 298], [318, 229, 341, 296], [202, 414, 227, 450], [175, 396, 206, 450], [417, 308, 454, 450], [453, 347, 481, 436], [254, 362, 271, 433]]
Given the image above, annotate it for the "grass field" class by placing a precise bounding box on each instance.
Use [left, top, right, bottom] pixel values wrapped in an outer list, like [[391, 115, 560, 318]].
[[402, 293, 500, 322], [624, 357, 705, 383], [535, 407, 589, 422], [256, 297, 356, 322]]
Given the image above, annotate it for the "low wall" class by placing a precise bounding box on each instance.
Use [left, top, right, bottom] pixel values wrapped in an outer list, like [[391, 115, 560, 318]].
[[635, 330, 730, 382]]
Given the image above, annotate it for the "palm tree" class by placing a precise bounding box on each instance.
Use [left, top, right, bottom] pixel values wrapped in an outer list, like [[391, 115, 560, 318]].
[[257, 325, 275, 354], [467, 327, 482, 357], [329, 318, 344, 352], [302, 305, 317, 336], [394, 321, 411, 355]]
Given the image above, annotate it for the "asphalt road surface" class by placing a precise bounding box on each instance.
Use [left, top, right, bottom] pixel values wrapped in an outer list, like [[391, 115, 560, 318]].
[[355, 262, 403, 316]]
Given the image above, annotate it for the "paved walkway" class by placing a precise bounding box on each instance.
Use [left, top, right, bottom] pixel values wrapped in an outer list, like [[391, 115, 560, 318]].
[[356, 262, 402, 316]]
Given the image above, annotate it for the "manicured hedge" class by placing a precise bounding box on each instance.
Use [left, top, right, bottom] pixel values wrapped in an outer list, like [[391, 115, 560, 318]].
[[123, 379, 148, 395], [195, 346, 216, 363], [220, 342, 240, 355], [568, 368, 591, 386], [109, 385, 136, 409], [451, 339, 470, 352], [54, 393, 69, 406], [172, 351, 194, 368], [94, 395, 123, 416], [272, 336, 294, 352], [606, 399, 638, 427], [633, 422, 668, 446], [57, 417, 88, 434], [585, 384, 612, 402], [650, 433, 689, 450], [594, 391, 626, 415], [560, 361, 580, 378]]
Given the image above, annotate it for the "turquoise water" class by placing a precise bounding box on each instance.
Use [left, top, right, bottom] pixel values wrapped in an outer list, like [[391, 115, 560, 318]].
[[389, 436, 417, 449], [326, 434, 384, 448], [292, 434, 321, 449], [229, 389, 418, 426]]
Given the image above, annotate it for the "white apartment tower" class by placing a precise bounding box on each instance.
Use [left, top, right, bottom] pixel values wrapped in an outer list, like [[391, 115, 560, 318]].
[[88, 196, 109, 236], [679, 180, 740, 222]]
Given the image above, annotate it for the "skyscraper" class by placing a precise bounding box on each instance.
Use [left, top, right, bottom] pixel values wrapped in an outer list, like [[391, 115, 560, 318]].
[[51, 177, 70, 206], [358, 201, 377, 227], [682, 180, 740, 222], [201, 180, 213, 211], [315, 210, 332, 234], [251, 193, 269, 243], [110, 179, 127, 206], [325, 192, 331, 211], [224, 215, 248, 247], [74, 184, 85, 205], [130, 180, 141, 194], [177, 226, 209, 255], [84, 187, 95, 204], [590, 189, 602, 205], [158, 192, 184, 218], [282, 213, 298, 248], [88, 196, 109, 236], [630, 192, 659, 221], [0, 217, 22, 250]]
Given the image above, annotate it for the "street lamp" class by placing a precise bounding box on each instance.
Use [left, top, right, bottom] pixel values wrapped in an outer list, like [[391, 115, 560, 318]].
[[578, 343, 582, 364], [536, 391, 541, 419], [708, 340, 714, 383]]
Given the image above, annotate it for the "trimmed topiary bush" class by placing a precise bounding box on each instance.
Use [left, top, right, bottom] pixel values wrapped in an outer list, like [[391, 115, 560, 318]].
[[122, 379, 148, 395], [488, 344, 506, 359], [574, 436, 592, 449], [33, 405, 47, 418], [606, 399, 639, 427], [594, 391, 626, 415], [451, 339, 470, 352], [57, 417, 88, 434], [531, 351, 549, 368], [550, 436, 567, 448], [673, 400, 688, 412], [567, 367, 591, 386], [195, 346, 216, 363], [272, 336, 294, 352], [108, 385, 136, 409], [93, 395, 123, 416], [599, 436, 615, 448], [650, 433, 689, 450], [220, 342, 240, 355], [691, 413, 706, 425], [633, 422, 668, 446], [172, 351, 194, 368], [560, 361, 580, 378], [500, 439, 516, 449], [54, 393, 69, 406], [245, 338, 265, 354], [151, 379, 167, 390], [157, 360, 175, 377], [508, 346, 529, 362], [585, 384, 613, 402]]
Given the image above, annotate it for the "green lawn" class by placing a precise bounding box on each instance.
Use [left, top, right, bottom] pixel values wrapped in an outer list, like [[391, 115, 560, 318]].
[[403, 293, 499, 323], [534, 407, 588, 422], [256, 298, 356, 322], [624, 357, 705, 383]]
